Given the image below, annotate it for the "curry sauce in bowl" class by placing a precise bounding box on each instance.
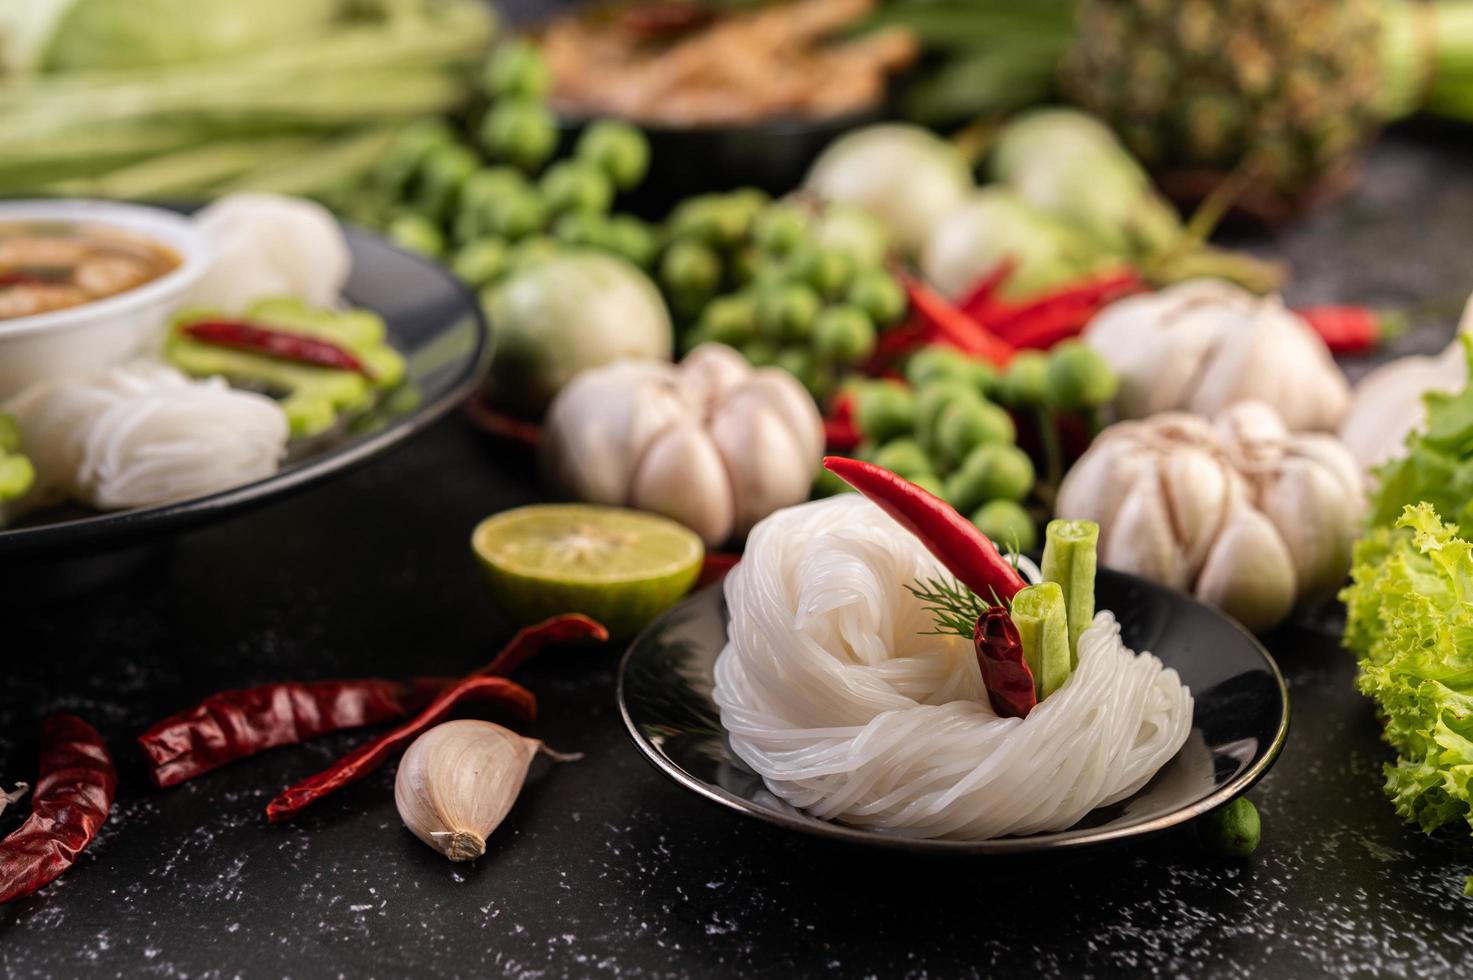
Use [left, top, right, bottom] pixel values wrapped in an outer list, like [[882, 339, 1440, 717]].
[[0, 201, 209, 400], [0, 222, 182, 321]]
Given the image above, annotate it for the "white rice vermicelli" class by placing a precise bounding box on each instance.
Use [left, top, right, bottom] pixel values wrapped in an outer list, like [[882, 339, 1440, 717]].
[[7, 361, 289, 511], [712, 495, 1193, 839]]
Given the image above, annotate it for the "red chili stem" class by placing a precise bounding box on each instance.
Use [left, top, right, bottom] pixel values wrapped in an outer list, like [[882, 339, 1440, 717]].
[[975, 607, 1036, 719], [823, 456, 1027, 603], [181, 320, 373, 379], [902, 276, 1016, 367], [1293, 305, 1405, 354], [0, 715, 116, 905], [265, 676, 537, 823], [139, 614, 606, 789]]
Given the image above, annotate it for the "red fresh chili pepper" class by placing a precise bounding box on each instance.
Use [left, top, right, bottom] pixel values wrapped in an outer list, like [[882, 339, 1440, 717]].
[[998, 302, 1103, 350], [823, 456, 1028, 603], [265, 675, 537, 823], [139, 614, 607, 789], [975, 607, 1036, 719], [1293, 305, 1406, 355], [463, 395, 542, 449], [956, 259, 1018, 320], [823, 390, 861, 450], [0, 715, 116, 905], [902, 276, 1016, 367], [696, 551, 741, 589], [181, 320, 372, 378]]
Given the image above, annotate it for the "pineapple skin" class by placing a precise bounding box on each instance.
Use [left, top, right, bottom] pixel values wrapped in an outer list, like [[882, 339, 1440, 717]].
[[1061, 0, 1385, 199]]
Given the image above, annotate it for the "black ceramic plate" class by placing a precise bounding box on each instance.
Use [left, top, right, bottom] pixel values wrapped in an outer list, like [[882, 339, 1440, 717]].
[[618, 569, 1290, 854], [0, 228, 488, 560]]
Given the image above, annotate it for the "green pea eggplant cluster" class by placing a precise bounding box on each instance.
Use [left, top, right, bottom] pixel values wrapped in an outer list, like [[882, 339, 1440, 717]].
[[830, 342, 1116, 551], [660, 191, 910, 403], [343, 41, 660, 287]]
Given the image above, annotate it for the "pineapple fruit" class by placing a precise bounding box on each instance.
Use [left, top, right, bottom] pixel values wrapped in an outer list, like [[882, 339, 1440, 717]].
[[1060, 0, 1385, 218]]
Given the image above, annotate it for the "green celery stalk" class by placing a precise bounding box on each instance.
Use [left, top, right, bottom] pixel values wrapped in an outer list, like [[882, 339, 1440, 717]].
[[1011, 582, 1071, 700], [1041, 519, 1099, 667]]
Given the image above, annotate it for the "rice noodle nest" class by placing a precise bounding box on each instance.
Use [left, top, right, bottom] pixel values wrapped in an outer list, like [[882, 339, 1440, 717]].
[[713, 495, 1193, 839]]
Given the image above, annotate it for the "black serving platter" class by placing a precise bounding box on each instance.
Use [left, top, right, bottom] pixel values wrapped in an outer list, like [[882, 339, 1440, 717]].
[[619, 568, 1289, 854], [0, 227, 489, 566]]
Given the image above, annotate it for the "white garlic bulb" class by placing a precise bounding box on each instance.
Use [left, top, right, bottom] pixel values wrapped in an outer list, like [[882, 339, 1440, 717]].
[[394, 720, 576, 862], [1083, 279, 1350, 432], [541, 343, 824, 546], [1056, 401, 1363, 631]]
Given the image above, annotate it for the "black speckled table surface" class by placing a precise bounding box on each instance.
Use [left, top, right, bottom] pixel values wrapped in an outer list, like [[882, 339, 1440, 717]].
[[5, 130, 1473, 979]]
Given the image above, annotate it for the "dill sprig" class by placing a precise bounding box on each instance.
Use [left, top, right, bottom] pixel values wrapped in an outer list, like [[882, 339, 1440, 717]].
[[906, 575, 993, 639]]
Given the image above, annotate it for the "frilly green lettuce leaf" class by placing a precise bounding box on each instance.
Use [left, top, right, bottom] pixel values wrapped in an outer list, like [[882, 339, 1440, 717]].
[[1370, 336, 1473, 528], [1342, 503, 1473, 883]]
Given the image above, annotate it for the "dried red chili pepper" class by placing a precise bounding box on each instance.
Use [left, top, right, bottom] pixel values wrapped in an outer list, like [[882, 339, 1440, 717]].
[[975, 607, 1036, 719], [139, 678, 444, 789], [0, 715, 116, 905], [139, 615, 607, 789], [265, 675, 537, 823], [902, 276, 1016, 367], [823, 456, 1028, 603], [181, 320, 372, 378], [475, 614, 608, 676], [1293, 305, 1406, 355]]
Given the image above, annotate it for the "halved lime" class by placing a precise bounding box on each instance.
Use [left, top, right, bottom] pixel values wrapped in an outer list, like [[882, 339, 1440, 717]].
[[471, 504, 704, 638]]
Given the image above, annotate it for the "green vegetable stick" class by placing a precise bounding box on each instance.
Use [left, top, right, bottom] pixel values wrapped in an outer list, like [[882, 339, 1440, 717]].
[[1010, 582, 1070, 700], [1041, 519, 1099, 667]]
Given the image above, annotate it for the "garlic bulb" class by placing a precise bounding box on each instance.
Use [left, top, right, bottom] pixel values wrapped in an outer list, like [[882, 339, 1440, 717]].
[[541, 343, 824, 545], [1339, 294, 1473, 476], [1056, 401, 1363, 631], [394, 720, 575, 862], [1083, 279, 1350, 432]]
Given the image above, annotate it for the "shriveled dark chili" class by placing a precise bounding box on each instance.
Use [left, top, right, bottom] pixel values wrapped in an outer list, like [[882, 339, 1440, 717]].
[[0, 715, 116, 905]]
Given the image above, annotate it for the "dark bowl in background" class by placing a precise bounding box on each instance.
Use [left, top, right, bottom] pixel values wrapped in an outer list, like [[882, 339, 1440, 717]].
[[559, 107, 886, 217]]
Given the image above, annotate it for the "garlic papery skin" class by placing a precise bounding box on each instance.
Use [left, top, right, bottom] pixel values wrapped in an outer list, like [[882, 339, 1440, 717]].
[[1057, 400, 1363, 632], [394, 720, 572, 863], [541, 343, 824, 546], [1084, 279, 1350, 432]]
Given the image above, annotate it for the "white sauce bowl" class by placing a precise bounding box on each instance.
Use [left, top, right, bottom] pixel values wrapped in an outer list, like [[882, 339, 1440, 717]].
[[0, 200, 211, 401]]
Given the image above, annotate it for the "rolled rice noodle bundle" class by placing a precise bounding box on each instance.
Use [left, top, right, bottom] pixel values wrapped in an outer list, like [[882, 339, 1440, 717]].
[[7, 362, 288, 510], [713, 495, 1192, 839]]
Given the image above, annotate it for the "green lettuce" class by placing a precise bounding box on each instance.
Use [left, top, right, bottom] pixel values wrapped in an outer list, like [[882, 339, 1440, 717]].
[[1342, 503, 1473, 892], [1368, 336, 1473, 528]]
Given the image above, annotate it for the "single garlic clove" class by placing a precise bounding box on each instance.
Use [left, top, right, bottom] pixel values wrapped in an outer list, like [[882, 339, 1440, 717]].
[[677, 343, 752, 412], [1254, 455, 1359, 600], [1214, 399, 1290, 452], [1056, 432, 1153, 548], [742, 368, 826, 465], [1096, 460, 1191, 589], [1160, 447, 1238, 579], [709, 394, 815, 538], [395, 719, 572, 863], [540, 361, 686, 505], [629, 422, 735, 546], [1194, 498, 1297, 632]]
